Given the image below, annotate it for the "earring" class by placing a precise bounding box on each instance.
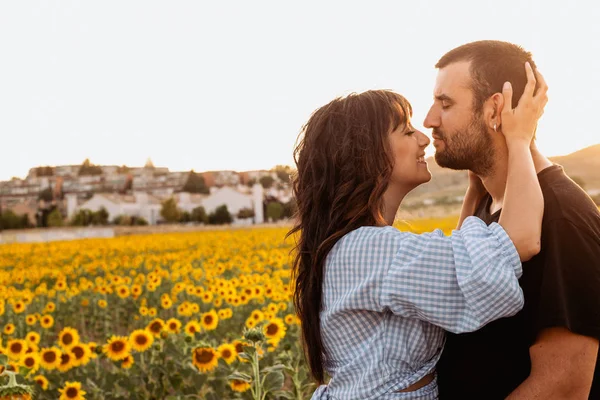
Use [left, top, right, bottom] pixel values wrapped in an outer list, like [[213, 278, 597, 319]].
[[493, 123, 497, 132]]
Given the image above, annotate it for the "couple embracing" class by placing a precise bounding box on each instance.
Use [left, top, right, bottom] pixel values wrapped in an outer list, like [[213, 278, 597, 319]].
[[288, 40, 600, 399]]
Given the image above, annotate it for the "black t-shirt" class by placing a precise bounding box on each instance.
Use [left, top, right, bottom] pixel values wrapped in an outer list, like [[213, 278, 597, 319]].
[[437, 165, 600, 399]]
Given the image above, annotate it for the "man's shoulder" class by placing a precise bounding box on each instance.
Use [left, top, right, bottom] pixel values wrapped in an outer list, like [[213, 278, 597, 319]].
[[539, 165, 600, 228]]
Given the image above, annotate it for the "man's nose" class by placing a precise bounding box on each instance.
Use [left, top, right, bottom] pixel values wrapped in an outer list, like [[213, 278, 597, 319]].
[[423, 106, 439, 129]]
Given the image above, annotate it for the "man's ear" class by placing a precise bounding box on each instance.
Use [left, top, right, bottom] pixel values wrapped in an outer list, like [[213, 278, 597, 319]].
[[486, 93, 505, 131]]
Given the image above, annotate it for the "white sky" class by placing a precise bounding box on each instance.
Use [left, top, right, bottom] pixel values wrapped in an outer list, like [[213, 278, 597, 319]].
[[1, 1, 599, 181]]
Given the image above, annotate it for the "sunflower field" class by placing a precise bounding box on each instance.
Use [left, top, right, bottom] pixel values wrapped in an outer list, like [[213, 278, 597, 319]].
[[0, 226, 316, 400], [0, 217, 457, 400]]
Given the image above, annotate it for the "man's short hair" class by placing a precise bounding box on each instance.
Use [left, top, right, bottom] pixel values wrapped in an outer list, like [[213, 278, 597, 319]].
[[436, 40, 538, 113]]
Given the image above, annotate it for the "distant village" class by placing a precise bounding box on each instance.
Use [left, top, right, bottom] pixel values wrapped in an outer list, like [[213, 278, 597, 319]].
[[0, 159, 295, 230]]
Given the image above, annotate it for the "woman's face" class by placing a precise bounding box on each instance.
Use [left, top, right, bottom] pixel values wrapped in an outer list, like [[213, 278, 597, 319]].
[[388, 120, 432, 192]]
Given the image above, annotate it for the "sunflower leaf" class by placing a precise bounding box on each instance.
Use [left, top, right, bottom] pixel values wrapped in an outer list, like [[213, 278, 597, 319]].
[[262, 370, 284, 394], [227, 372, 252, 383], [241, 346, 256, 356], [275, 390, 296, 400], [262, 363, 285, 373]]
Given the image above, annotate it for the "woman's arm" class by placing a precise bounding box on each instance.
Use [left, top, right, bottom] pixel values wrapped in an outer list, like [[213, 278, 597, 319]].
[[382, 218, 523, 333], [497, 63, 548, 261]]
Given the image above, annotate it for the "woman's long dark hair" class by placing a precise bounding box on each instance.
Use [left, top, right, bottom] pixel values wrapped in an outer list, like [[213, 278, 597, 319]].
[[286, 90, 412, 384]]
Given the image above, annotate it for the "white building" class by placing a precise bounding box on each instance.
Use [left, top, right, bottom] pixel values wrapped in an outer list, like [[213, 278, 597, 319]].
[[68, 192, 162, 225], [67, 184, 264, 225]]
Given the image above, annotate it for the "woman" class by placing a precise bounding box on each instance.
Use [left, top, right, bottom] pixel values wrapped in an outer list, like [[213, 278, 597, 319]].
[[288, 67, 547, 399]]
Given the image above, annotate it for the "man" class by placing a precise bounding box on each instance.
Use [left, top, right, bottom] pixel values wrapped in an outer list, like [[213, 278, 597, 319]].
[[424, 40, 600, 399]]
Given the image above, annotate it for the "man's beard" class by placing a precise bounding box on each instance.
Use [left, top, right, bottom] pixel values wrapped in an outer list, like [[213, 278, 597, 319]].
[[433, 114, 494, 176]]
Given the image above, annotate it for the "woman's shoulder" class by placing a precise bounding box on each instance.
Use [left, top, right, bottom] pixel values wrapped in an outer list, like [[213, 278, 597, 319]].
[[342, 225, 403, 240], [326, 226, 407, 280], [332, 225, 408, 256]]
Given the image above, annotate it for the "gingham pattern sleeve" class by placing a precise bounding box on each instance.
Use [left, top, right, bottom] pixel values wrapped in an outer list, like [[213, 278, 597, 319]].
[[380, 216, 523, 333]]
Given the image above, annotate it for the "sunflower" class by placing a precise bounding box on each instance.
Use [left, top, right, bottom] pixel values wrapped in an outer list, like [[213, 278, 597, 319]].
[[217, 343, 237, 364], [264, 312, 275, 320], [3, 323, 15, 335], [230, 379, 252, 393], [184, 321, 201, 337], [161, 297, 173, 309], [40, 315, 54, 329], [121, 354, 134, 369], [103, 336, 131, 361], [116, 285, 130, 299], [192, 347, 219, 373], [26, 332, 41, 345], [148, 307, 157, 317], [58, 327, 80, 350], [131, 284, 142, 298], [21, 352, 41, 373], [0, 362, 19, 375], [245, 318, 256, 329], [129, 329, 153, 352], [147, 318, 165, 337], [97, 299, 107, 308], [6, 339, 27, 360], [139, 306, 148, 315], [33, 374, 49, 390], [57, 351, 75, 372], [70, 343, 92, 367], [200, 310, 219, 331], [39, 347, 62, 370], [242, 295, 252, 305], [12, 300, 26, 314], [166, 318, 182, 334], [25, 314, 37, 326], [58, 381, 86, 400], [201, 292, 213, 303], [177, 303, 190, 317], [232, 340, 244, 355], [87, 342, 99, 359], [250, 310, 264, 322], [55, 280, 67, 292], [263, 318, 286, 344]]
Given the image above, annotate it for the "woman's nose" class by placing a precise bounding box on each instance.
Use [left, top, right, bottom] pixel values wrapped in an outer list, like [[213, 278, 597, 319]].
[[417, 130, 431, 147]]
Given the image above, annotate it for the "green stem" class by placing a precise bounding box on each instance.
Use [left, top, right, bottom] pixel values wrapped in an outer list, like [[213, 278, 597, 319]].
[[1, 370, 18, 387], [293, 361, 303, 400], [253, 345, 261, 400]]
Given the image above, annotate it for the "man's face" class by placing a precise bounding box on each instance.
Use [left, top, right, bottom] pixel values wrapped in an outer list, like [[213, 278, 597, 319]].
[[423, 61, 494, 175]]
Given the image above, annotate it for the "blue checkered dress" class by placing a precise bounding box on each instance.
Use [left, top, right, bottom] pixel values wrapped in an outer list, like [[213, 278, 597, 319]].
[[311, 216, 523, 400]]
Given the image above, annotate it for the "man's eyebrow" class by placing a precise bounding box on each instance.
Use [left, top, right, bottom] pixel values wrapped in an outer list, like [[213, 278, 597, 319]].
[[435, 94, 453, 102]]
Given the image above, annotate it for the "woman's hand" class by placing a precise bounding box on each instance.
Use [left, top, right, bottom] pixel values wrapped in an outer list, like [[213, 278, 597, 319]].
[[500, 62, 548, 146]]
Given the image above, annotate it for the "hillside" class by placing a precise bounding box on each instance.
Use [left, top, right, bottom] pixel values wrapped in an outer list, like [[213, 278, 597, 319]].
[[404, 143, 600, 206]]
